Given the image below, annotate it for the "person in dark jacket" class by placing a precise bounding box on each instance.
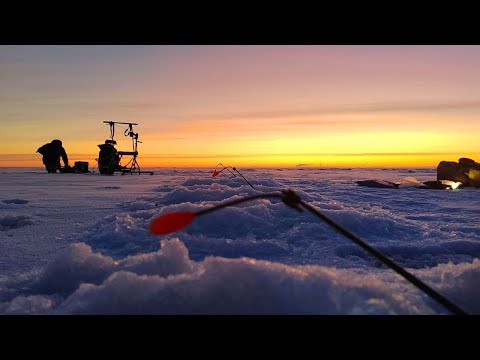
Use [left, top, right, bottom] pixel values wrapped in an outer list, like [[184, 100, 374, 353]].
[[36, 139, 69, 173]]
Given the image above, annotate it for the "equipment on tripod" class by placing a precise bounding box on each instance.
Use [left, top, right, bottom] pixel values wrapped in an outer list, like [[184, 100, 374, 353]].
[[97, 121, 153, 175]]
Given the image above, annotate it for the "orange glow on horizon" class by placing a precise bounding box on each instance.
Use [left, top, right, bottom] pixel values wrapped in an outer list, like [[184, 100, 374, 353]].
[[2, 114, 479, 168], [2, 151, 479, 168]]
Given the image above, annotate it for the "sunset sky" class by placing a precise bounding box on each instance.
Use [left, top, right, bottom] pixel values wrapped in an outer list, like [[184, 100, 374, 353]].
[[1, 45, 480, 168]]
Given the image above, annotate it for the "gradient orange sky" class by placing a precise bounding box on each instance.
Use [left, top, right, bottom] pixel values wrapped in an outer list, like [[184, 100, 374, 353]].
[[1, 45, 479, 167]]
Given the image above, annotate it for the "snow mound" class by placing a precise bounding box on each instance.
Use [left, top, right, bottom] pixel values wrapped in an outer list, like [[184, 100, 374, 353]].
[[1, 239, 479, 314]]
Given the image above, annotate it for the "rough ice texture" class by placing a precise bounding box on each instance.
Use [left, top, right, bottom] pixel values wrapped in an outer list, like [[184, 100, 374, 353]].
[[0, 215, 33, 230], [0, 239, 477, 314], [1, 167, 479, 314]]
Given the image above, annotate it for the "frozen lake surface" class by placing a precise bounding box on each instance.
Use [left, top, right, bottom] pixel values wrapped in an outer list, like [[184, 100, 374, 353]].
[[1, 167, 479, 314]]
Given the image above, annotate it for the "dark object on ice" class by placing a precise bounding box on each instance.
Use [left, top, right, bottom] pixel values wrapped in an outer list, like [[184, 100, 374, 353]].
[[423, 180, 451, 190], [59, 165, 74, 173], [149, 189, 467, 315], [356, 179, 398, 188], [58, 162, 90, 174], [98, 141, 121, 175], [437, 157, 480, 188], [357, 175, 464, 190], [356, 158, 480, 190], [36, 139, 69, 173], [74, 161, 89, 173]]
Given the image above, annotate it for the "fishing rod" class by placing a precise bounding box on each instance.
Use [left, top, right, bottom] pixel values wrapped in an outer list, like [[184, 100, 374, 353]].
[[212, 163, 237, 178], [212, 163, 257, 190], [149, 189, 467, 315]]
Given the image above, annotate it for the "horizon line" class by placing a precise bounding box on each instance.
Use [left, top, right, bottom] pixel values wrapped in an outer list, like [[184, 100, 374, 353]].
[[0, 151, 475, 160], [0, 165, 440, 169]]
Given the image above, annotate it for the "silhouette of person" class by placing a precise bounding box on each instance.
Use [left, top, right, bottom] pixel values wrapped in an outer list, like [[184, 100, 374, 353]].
[[36, 139, 69, 173], [97, 140, 120, 175]]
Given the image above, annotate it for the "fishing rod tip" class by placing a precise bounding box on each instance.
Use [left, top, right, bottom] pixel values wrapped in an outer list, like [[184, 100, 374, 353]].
[[150, 211, 196, 235]]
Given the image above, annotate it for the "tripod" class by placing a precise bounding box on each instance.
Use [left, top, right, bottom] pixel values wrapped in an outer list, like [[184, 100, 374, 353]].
[[102, 121, 153, 175]]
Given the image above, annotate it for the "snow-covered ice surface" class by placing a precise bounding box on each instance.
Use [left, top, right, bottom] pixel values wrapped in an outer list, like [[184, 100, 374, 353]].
[[1, 167, 479, 314]]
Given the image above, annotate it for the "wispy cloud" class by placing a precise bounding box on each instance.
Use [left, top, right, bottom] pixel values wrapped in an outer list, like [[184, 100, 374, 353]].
[[0, 96, 160, 111], [158, 99, 480, 139], [179, 100, 480, 122], [131, 151, 469, 159]]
